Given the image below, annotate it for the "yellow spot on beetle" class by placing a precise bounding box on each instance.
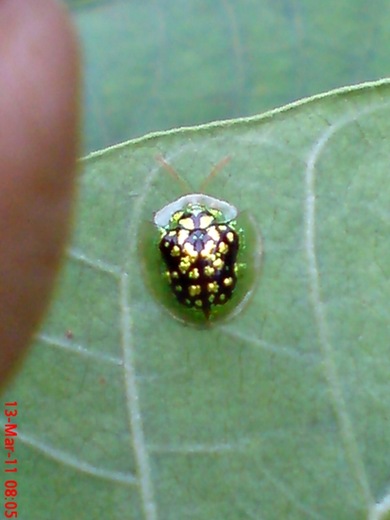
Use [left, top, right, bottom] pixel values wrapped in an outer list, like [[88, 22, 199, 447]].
[[183, 242, 197, 257], [188, 285, 201, 297], [218, 242, 228, 254], [195, 299, 203, 307], [207, 226, 220, 242], [199, 215, 214, 229], [177, 229, 189, 245], [179, 258, 191, 273], [189, 268, 200, 279], [213, 258, 224, 269], [226, 231, 235, 243], [223, 277, 233, 287], [175, 285, 182, 292], [209, 208, 221, 219], [171, 245, 181, 257], [172, 211, 184, 222], [207, 282, 219, 293], [204, 265, 215, 277], [179, 217, 195, 230], [200, 240, 216, 258]]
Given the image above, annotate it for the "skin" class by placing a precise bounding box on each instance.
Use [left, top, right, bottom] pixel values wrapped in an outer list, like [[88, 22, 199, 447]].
[[0, 0, 80, 388]]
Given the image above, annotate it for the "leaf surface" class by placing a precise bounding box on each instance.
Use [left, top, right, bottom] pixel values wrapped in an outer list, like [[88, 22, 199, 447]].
[[6, 80, 390, 520]]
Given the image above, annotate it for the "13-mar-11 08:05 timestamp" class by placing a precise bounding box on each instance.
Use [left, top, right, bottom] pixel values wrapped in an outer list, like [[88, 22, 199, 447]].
[[4, 401, 18, 519]]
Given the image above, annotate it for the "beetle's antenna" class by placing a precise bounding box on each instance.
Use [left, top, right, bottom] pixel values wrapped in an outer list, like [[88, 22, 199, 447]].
[[200, 155, 232, 192], [156, 155, 190, 193]]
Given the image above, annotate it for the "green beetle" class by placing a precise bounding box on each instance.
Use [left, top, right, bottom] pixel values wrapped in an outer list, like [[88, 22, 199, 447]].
[[140, 161, 262, 326]]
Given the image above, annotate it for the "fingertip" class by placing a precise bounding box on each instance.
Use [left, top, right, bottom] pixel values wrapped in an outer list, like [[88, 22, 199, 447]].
[[0, 0, 81, 386]]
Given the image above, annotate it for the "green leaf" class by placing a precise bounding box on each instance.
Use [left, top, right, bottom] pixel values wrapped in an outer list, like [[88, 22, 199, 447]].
[[5, 80, 390, 519]]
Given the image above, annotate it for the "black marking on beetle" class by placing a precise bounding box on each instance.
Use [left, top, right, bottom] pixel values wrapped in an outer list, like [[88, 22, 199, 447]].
[[158, 204, 239, 318]]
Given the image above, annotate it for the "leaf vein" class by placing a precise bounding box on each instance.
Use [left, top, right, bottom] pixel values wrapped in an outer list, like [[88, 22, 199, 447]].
[[68, 247, 122, 277], [38, 333, 123, 366], [119, 161, 163, 520], [19, 431, 136, 485], [303, 106, 384, 506]]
